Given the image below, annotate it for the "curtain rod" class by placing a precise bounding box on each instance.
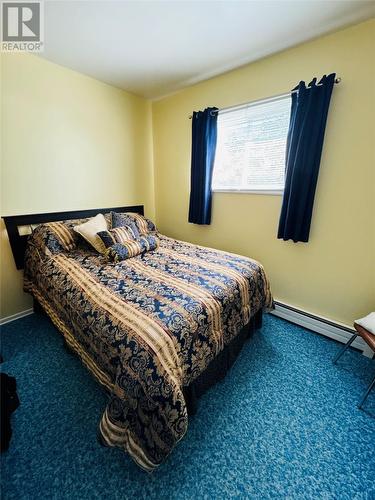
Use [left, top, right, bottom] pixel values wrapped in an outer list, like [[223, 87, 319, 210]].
[[188, 77, 341, 119]]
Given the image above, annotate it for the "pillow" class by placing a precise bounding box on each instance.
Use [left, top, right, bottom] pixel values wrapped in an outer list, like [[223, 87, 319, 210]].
[[103, 212, 112, 228], [105, 235, 159, 262], [73, 213, 108, 253], [97, 225, 140, 248], [31, 222, 77, 255], [355, 313, 375, 335], [111, 211, 156, 235], [45, 222, 77, 251]]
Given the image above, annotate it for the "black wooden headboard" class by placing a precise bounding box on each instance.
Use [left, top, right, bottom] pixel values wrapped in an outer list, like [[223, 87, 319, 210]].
[[2, 205, 144, 270]]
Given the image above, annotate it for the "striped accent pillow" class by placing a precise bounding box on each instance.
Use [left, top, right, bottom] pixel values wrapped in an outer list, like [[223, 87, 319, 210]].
[[105, 235, 159, 262], [45, 222, 76, 251], [30, 222, 77, 256], [97, 225, 139, 248]]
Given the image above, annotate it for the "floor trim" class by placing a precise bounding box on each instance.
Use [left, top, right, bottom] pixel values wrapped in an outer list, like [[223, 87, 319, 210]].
[[271, 301, 373, 358], [0, 308, 34, 326]]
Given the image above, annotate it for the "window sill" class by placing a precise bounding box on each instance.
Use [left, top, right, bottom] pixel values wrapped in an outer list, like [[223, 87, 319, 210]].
[[212, 189, 284, 196]]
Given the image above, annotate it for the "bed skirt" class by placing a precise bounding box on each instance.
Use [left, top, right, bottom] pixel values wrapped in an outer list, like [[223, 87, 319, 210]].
[[183, 309, 263, 415]]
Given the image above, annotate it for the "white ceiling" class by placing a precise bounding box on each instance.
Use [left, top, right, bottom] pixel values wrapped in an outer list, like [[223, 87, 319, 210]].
[[40, 0, 375, 99]]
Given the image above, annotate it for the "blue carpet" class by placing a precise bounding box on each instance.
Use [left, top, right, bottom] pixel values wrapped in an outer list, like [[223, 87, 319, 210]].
[[1, 313, 374, 499]]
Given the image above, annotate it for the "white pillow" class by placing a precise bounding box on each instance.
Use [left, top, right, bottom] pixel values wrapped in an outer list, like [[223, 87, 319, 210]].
[[355, 312, 375, 335], [74, 213, 108, 253]]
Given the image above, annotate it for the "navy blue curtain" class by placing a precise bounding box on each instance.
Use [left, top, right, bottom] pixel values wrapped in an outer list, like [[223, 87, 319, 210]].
[[277, 73, 336, 242], [188, 107, 218, 225]]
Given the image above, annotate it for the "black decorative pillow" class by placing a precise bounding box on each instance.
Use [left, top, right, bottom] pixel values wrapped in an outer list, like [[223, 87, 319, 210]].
[[111, 211, 156, 235], [97, 225, 140, 248], [105, 235, 159, 262]]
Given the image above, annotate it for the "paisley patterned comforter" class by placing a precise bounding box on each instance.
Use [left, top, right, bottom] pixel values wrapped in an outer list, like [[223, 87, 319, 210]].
[[24, 231, 272, 471]]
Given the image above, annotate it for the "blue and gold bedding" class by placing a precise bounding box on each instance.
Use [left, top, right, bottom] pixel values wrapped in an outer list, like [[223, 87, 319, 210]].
[[24, 222, 272, 471]]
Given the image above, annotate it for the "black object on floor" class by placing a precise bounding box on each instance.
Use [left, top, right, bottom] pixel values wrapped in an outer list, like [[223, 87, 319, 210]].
[[0, 373, 20, 452]]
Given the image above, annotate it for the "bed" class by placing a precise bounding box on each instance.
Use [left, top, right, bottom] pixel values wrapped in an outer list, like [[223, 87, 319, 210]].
[[3, 206, 273, 471]]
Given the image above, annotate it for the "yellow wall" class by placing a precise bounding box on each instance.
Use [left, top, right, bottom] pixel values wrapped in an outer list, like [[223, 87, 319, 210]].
[[152, 19, 375, 327], [2, 20, 374, 326], [1, 53, 154, 319]]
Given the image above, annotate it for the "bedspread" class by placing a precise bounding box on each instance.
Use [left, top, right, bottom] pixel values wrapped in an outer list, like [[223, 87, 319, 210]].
[[24, 232, 272, 470]]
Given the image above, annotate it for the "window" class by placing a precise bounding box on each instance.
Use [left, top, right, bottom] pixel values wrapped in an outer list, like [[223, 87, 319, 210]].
[[212, 95, 291, 193]]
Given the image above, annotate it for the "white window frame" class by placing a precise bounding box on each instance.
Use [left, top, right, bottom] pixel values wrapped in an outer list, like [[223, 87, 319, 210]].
[[212, 93, 291, 196]]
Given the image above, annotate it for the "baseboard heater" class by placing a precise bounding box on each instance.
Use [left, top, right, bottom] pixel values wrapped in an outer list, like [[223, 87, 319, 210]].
[[271, 301, 373, 358]]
